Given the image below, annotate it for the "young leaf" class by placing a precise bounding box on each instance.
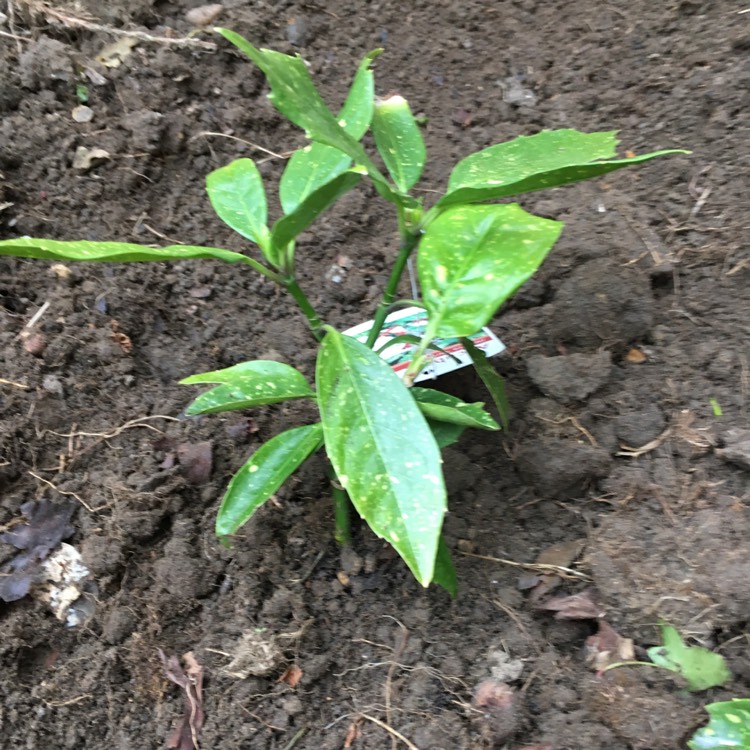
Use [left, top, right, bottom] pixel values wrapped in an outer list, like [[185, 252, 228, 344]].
[[0, 237, 261, 266], [689, 699, 750, 750], [433, 536, 458, 597], [411, 387, 499, 431], [271, 171, 362, 259], [316, 328, 446, 585], [216, 29, 398, 203], [280, 50, 379, 214], [372, 95, 426, 193], [419, 204, 562, 337], [181, 360, 314, 416], [206, 158, 273, 262], [461, 338, 510, 429], [438, 129, 690, 208], [216, 423, 324, 537], [647, 623, 731, 692]]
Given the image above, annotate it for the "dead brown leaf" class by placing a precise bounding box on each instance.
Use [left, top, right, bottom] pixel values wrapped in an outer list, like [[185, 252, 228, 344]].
[[109, 320, 133, 353], [159, 650, 204, 750], [583, 620, 634, 672], [278, 664, 303, 688], [521, 539, 586, 604], [534, 588, 603, 620]]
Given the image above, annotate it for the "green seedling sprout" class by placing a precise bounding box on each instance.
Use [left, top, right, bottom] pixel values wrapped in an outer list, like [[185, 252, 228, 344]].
[[689, 699, 750, 749], [0, 30, 689, 592], [602, 622, 731, 692]]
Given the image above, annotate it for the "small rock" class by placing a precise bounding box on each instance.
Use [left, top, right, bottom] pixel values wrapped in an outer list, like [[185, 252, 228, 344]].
[[72, 146, 110, 171], [42, 373, 64, 396], [527, 351, 611, 403], [71, 105, 94, 123], [716, 428, 750, 471], [23, 333, 47, 357], [185, 3, 223, 26]]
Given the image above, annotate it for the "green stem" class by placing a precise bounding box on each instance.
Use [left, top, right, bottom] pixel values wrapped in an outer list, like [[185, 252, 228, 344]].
[[365, 229, 421, 349], [284, 277, 324, 342], [403, 318, 440, 386], [236, 255, 284, 284], [330, 469, 351, 545]]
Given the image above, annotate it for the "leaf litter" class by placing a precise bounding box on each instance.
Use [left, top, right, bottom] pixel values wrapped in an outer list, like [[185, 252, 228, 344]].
[[159, 650, 205, 750], [0, 499, 75, 602]]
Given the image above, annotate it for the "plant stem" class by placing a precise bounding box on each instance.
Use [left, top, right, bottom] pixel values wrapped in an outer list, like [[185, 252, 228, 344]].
[[284, 277, 324, 342], [365, 229, 420, 348], [402, 318, 439, 386], [330, 469, 351, 545]]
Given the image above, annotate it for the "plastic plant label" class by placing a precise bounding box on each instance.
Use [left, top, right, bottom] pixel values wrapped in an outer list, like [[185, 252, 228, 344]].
[[343, 306, 505, 382]]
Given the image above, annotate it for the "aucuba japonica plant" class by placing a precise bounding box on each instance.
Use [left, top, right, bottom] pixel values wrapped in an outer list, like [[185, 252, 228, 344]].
[[0, 29, 688, 592]]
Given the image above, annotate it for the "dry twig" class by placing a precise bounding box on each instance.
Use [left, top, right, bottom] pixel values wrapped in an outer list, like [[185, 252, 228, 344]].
[[17, 1, 217, 50]]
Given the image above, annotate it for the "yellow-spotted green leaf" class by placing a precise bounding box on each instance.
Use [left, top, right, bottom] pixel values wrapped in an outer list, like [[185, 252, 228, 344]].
[[461, 338, 510, 429], [438, 129, 689, 208], [216, 29, 398, 204], [181, 360, 314, 415], [206, 158, 272, 262], [372, 95, 426, 193], [427, 420, 466, 449], [412, 387, 499, 431], [316, 328, 446, 585], [280, 50, 379, 214], [647, 622, 731, 692], [419, 204, 562, 337], [0, 237, 262, 267], [216, 423, 324, 537], [689, 699, 750, 750], [271, 170, 362, 259], [433, 536, 457, 596]]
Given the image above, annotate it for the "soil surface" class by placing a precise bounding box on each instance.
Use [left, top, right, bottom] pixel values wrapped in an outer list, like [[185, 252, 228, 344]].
[[1, 1, 749, 748]]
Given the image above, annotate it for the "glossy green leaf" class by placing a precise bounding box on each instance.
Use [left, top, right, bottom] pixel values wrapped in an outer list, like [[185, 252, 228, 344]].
[[280, 50, 378, 214], [181, 360, 314, 416], [411, 387, 499, 431], [206, 158, 272, 262], [438, 129, 690, 208], [433, 536, 458, 597], [316, 328, 446, 585], [271, 171, 362, 259], [216, 29, 397, 203], [461, 338, 510, 429], [427, 420, 466, 450], [648, 623, 731, 692], [0, 237, 277, 274], [216, 423, 324, 537], [419, 204, 562, 337], [689, 699, 750, 750], [372, 95, 426, 193]]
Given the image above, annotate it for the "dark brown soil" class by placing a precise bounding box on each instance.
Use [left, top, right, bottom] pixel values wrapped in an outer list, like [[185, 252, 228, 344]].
[[1, 1, 748, 748]]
